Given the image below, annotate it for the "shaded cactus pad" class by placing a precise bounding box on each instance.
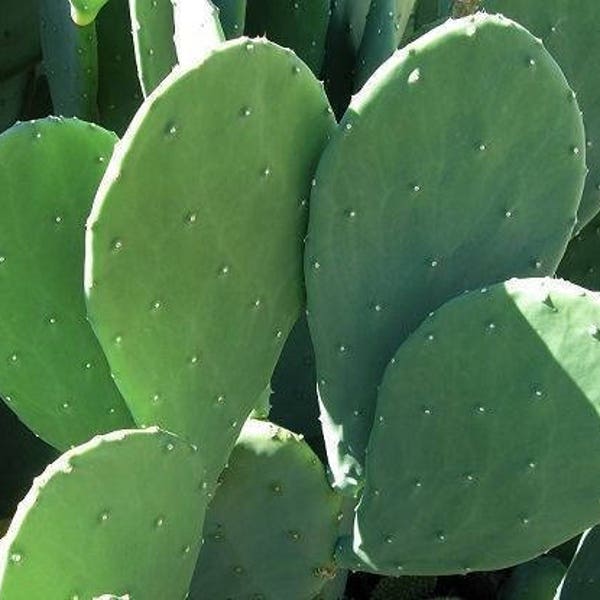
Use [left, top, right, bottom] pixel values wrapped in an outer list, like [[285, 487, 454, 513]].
[[190, 420, 342, 599]]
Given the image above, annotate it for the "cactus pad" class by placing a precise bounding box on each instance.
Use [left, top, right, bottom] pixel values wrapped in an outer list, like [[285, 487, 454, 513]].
[[0, 118, 133, 450], [189, 420, 342, 599], [305, 13, 586, 491], [0, 428, 207, 599], [349, 277, 600, 574], [482, 0, 600, 231], [85, 38, 335, 484]]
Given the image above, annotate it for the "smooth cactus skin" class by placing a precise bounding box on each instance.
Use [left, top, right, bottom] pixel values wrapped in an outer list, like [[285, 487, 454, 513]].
[[0, 118, 133, 451], [40, 0, 99, 120], [69, 0, 111, 25], [189, 420, 342, 600], [557, 212, 600, 292], [173, 0, 225, 68], [498, 556, 565, 600], [0, 0, 40, 79], [213, 0, 247, 38], [305, 14, 586, 493], [482, 0, 600, 232], [96, 0, 144, 135], [555, 527, 600, 599], [85, 38, 335, 486], [245, 0, 330, 74], [129, 0, 178, 96], [0, 428, 207, 599], [355, 0, 418, 89], [347, 278, 600, 575]]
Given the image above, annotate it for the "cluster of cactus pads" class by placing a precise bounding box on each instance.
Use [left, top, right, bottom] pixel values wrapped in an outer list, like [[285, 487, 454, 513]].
[[5, 0, 600, 598]]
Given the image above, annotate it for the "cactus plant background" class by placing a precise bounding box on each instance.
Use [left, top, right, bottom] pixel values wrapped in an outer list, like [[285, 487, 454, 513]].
[[2, 1, 600, 599]]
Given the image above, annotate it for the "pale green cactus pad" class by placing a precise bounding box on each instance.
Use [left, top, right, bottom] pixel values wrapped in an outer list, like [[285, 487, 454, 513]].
[[0, 118, 133, 451], [345, 278, 600, 575], [305, 13, 586, 492], [0, 428, 207, 599], [190, 420, 342, 599], [483, 0, 600, 231], [85, 38, 335, 485]]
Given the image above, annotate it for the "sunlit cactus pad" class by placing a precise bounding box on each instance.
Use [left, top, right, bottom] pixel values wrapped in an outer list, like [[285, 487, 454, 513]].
[[0, 117, 132, 451], [349, 278, 600, 574], [0, 428, 208, 600]]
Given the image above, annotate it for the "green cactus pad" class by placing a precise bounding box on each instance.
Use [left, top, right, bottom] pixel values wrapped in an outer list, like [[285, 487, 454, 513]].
[[96, 0, 143, 135], [172, 0, 225, 68], [347, 277, 600, 575], [213, 0, 246, 38], [189, 420, 342, 600], [40, 0, 99, 120], [0, 118, 133, 451], [69, 0, 111, 25], [322, 0, 372, 116], [130, 0, 178, 96], [355, 0, 417, 89], [556, 527, 600, 599], [482, 0, 600, 231], [1, 0, 41, 78], [245, 0, 330, 74], [305, 13, 586, 492], [85, 38, 335, 485], [0, 427, 207, 599], [498, 556, 565, 600]]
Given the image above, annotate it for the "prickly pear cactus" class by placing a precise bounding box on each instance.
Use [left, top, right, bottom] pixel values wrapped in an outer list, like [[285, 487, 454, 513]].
[[129, 0, 178, 95], [482, 0, 600, 231], [69, 0, 111, 25], [0, 118, 133, 450], [172, 0, 224, 68], [85, 38, 335, 485], [344, 278, 600, 574], [0, 428, 207, 599], [306, 13, 586, 492], [190, 420, 342, 599]]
